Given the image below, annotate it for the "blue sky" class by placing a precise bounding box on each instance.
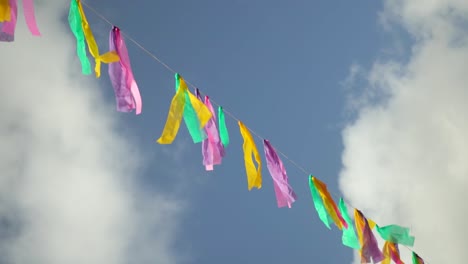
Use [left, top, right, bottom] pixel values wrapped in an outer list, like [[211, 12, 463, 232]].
[[83, 0, 390, 263]]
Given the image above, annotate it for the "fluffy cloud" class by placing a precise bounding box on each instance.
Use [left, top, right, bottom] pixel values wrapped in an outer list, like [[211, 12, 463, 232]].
[[0, 1, 182, 264], [340, 0, 468, 263]]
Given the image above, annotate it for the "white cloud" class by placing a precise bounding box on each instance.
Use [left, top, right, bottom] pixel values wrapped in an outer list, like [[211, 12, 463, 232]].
[[340, 0, 468, 263], [0, 1, 182, 264]]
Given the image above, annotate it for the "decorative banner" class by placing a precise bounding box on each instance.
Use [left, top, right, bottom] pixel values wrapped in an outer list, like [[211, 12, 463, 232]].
[[0, 0, 11, 22], [175, 74, 207, 143], [68, 0, 91, 74], [76, 0, 119, 77], [263, 139, 297, 208], [311, 176, 347, 230], [376, 224, 415, 246], [238, 121, 262, 190], [108, 26, 142, 114], [198, 92, 224, 171], [382, 241, 403, 264], [22, 0, 40, 36], [355, 209, 384, 263], [338, 198, 360, 249], [412, 252, 425, 264], [0, 0, 16, 42], [218, 106, 230, 147]]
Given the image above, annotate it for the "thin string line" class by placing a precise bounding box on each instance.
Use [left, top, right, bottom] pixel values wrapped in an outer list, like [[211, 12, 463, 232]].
[[80, 1, 428, 262]]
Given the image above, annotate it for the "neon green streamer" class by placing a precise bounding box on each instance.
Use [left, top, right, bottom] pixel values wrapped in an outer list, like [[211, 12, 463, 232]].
[[218, 106, 229, 147], [68, 0, 91, 75], [175, 73, 206, 143], [376, 224, 415, 246], [308, 175, 331, 229], [338, 198, 361, 249]]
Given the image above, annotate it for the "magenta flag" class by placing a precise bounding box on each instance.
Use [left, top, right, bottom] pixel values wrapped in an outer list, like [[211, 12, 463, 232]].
[[22, 0, 40, 36], [197, 89, 224, 170], [263, 139, 297, 208], [108, 26, 142, 114]]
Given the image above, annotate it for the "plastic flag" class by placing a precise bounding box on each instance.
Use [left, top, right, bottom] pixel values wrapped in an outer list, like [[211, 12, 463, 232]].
[[76, 0, 119, 77], [175, 74, 207, 143], [355, 209, 384, 263], [68, 0, 91, 74], [376, 224, 415, 247], [0, 0, 16, 42], [382, 241, 404, 264], [0, 0, 11, 22], [263, 139, 297, 208], [22, 0, 40, 36], [412, 252, 425, 264], [108, 26, 142, 114], [311, 176, 347, 229], [309, 175, 332, 229], [338, 198, 360, 249], [218, 106, 229, 147], [238, 121, 262, 190]]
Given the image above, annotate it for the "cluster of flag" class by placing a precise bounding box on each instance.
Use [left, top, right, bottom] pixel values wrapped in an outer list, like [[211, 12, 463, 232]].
[[2, 0, 429, 263]]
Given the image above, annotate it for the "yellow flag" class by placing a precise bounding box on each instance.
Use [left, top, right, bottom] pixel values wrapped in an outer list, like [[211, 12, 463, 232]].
[[238, 121, 262, 190], [354, 209, 365, 246], [368, 218, 376, 229], [0, 0, 10, 22], [312, 177, 345, 230], [185, 80, 212, 128], [77, 0, 119, 77], [382, 242, 392, 264], [156, 83, 187, 144]]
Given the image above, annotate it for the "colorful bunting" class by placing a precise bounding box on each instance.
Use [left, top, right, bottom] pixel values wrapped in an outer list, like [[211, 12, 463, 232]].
[[175, 74, 208, 143], [309, 175, 332, 229], [238, 121, 262, 190], [9, 2, 429, 261], [377, 224, 415, 246], [311, 176, 347, 230], [412, 252, 425, 264], [338, 198, 360, 249], [108, 26, 142, 114], [76, 0, 119, 77], [68, 0, 91, 74], [382, 241, 404, 264], [263, 139, 297, 208], [0, 0, 16, 42], [197, 91, 225, 170], [355, 209, 384, 263], [218, 106, 230, 147]]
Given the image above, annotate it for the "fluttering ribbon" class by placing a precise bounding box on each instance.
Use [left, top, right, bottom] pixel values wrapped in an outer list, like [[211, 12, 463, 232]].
[[263, 139, 296, 208], [412, 252, 425, 264], [311, 176, 347, 230], [382, 242, 403, 264], [376, 224, 415, 247], [108, 26, 142, 114], [218, 106, 230, 147], [176, 74, 208, 143], [338, 198, 360, 249], [22, 0, 40, 36], [0, 0, 16, 42], [0, 0, 11, 22], [238, 121, 262, 190], [76, 0, 119, 77], [197, 90, 224, 170], [355, 209, 384, 263], [68, 0, 91, 74]]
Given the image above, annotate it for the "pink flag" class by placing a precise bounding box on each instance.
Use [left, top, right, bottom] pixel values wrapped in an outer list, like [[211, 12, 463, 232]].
[[22, 0, 40, 36], [263, 139, 297, 208], [108, 26, 142, 114], [197, 89, 224, 170]]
